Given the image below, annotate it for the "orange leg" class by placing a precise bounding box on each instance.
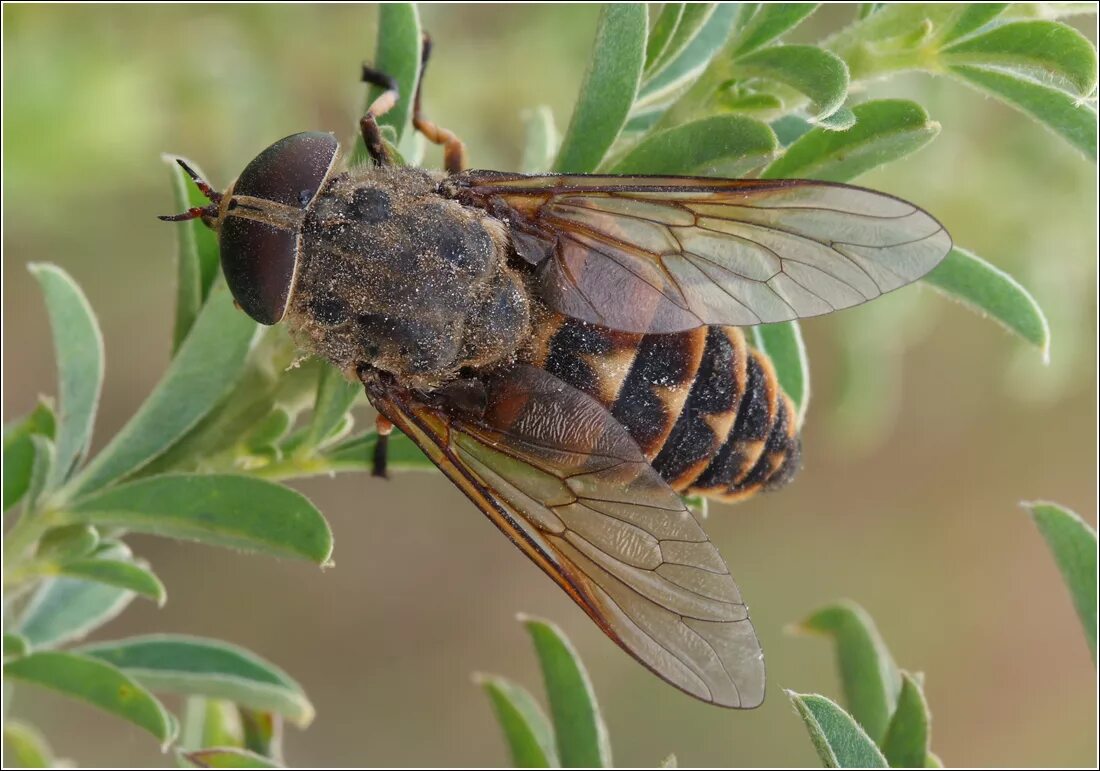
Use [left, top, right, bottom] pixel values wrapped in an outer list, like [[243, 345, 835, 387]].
[[360, 64, 399, 166], [412, 35, 468, 174]]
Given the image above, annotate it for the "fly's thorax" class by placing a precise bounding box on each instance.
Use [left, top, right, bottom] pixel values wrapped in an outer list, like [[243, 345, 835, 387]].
[[284, 165, 530, 390]]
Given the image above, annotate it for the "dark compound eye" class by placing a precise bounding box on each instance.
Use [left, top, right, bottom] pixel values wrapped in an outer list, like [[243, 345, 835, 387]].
[[220, 132, 339, 325]]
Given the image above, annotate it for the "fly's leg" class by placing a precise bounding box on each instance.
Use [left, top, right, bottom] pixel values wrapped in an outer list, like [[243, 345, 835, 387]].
[[372, 414, 394, 478], [413, 34, 468, 174], [360, 64, 399, 167]]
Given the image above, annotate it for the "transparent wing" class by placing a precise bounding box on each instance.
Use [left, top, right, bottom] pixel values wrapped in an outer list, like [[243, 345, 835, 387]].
[[448, 173, 952, 333], [366, 364, 765, 708]]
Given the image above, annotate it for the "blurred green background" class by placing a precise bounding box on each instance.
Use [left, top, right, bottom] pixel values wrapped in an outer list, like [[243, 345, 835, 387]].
[[3, 4, 1096, 767]]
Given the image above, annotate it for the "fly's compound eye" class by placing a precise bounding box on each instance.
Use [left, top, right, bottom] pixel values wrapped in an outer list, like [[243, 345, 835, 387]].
[[220, 131, 339, 325]]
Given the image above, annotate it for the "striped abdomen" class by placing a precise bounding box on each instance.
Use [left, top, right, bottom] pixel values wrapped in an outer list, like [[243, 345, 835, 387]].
[[523, 315, 801, 502]]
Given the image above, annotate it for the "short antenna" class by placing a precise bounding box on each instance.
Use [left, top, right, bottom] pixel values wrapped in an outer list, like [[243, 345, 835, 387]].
[[158, 158, 222, 222]]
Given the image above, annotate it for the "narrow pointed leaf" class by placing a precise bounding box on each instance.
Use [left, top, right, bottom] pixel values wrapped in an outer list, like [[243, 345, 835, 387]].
[[17, 543, 135, 647], [3, 400, 55, 512], [730, 3, 819, 56], [36, 523, 99, 561], [942, 4, 1010, 42], [788, 691, 888, 768], [29, 264, 104, 490], [68, 474, 332, 563], [881, 672, 931, 768], [947, 64, 1097, 161], [520, 107, 560, 175], [184, 748, 278, 768], [5, 651, 176, 744], [2, 721, 54, 768], [181, 698, 244, 751], [55, 559, 165, 606], [522, 616, 610, 768], [367, 4, 422, 143], [636, 3, 738, 109], [167, 155, 222, 351], [645, 4, 715, 80], [1023, 501, 1097, 660], [751, 321, 809, 425], [67, 285, 257, 497], [238, 708, 283, 762], [763, 99, 940, 182], [24, 435, 54, 513], [608, 114, 776, 175], [477, 673, 558, 767], [645, 4, 685, 72], [79, 634, 314, 727], [554, 4, 647, 172], [923, 247, 1050, 360], [792, 601, 901, 742], [303, 366, 359, 449], [4, 633, 30, 659], [325, 430, 433, 472], [942, 21, 1098, 96], [732, 45, 849, 121]]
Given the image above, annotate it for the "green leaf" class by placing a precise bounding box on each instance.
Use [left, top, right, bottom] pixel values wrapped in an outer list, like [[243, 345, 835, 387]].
[[166, 155, 221, 351], [5, 651, 177, 745], [751, 321, 809, 425], [238, 708, 283, 762], [729, 3, 819, 56], [367, 3, 422, 143], [519, 107, 560, 175], [942, 4, 1010, 42], [814, 107, 857, 131], [184, 748, 278, 768], [180, 698, 244, 751], [4, 633, 30, 659], [245, 408, 292, 454], [881, 672, 931, 768], [36, 523, 99, 561], [302, 366, 359, 450], [68, 474, 332, 564], [28, 264, 104, 491], [607, 114, 777, 176], [645, 4, 715, 79], [1023, 501, 1097, 661], [2, 721, 54, 768], [788, 691, 888, 768], [554, 4, 647, 172], [645, 4, 685, 72], [942, 21, 1098, 96], [923, 247, 1050, 361], [476, 673, 558, 767], [23, 435, 55, 514], [762, 99, 940, 182], [3, 399, 55, 512], [947, 63, 1097, 161], [325, 430, 432, 473], [79, 635, 313, 727], [521, 616, 610, 768], [637, 3, 737, 107], [792, 601, 901, 743], [16, 543, 135, 647], [55, 559, 166, 606], [731, 45, 849, 120], [66, 285, 258, 497]]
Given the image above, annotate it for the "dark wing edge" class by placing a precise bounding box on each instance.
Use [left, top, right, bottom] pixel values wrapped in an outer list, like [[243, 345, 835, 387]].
[[447, 172, 952, 334], [364, 365, 766, 708]]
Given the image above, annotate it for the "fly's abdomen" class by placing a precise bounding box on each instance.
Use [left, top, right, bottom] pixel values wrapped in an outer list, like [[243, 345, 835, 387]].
[[525, 316, 802, 503]]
